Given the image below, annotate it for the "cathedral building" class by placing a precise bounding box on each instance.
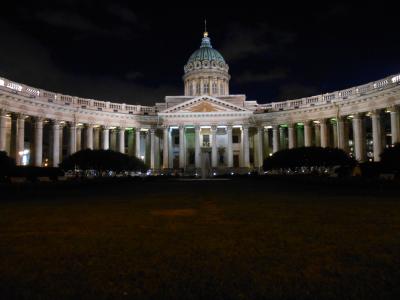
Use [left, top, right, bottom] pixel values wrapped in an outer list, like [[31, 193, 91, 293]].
[[1, 29, 400, 174]]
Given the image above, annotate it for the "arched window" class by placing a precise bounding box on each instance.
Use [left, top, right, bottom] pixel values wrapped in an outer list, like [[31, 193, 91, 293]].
[[212, 82, 218, 94], [203, 81, 209, 94], [196, 82, 200, 95]]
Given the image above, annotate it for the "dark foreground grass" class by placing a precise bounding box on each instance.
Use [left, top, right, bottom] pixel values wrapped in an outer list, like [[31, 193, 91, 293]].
[[1, 178, 400, 299]]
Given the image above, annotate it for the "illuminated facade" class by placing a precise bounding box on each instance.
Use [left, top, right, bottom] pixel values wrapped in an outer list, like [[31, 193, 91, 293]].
[[1, 30, 400, 174]]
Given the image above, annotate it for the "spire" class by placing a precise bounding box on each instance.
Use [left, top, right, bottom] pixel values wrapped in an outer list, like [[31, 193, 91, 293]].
[[201, 19, 212, 48]]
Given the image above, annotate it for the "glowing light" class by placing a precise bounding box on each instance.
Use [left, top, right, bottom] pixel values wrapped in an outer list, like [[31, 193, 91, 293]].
[[140, 155, 144, 160]]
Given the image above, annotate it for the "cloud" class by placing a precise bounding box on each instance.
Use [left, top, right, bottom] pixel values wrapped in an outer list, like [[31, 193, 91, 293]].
[[33, 6, 140, 40], [235, 68, 288, 84], [219, 23, 296, 62], [125, 71, 144, 81], [278, 83, 319, 100], [0, 20, 178, 106], [106, 3, 138, 24]]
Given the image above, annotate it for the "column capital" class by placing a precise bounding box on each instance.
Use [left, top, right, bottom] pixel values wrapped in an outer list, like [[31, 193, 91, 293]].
[[352, 112, 364, 119], [226, 125, 233, 132], [287, 123, 295, 129], [211, 125, 217, 131], [0, 109, 7, 117], [15, 113, 25, 120], [52, 120, 61, 127], [242, 124, 249, 130], [370, 109, 382, 117], [194, 125, 200, 131]]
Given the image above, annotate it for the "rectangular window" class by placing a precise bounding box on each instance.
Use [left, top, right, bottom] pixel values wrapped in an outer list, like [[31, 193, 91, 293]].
[[233, 135, 240, 143], [174, 136, 179, 145], [203, 135, 210, 147]]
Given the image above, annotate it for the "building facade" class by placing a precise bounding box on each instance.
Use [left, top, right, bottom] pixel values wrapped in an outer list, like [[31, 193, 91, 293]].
[[1, 31, 400, 174]]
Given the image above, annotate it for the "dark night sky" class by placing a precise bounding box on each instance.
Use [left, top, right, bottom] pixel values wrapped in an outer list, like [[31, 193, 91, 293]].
[[0, 2, 399, 105]]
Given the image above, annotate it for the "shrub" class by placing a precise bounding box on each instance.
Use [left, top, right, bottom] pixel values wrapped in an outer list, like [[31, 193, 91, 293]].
[[263, 147, 356, 173], [0, 151, 16, 180], [380, 143, 400, 174], [60, 149, 148, 172]]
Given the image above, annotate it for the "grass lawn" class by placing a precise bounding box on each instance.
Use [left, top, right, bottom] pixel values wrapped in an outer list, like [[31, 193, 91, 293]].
[[1, 177, 400, 299]]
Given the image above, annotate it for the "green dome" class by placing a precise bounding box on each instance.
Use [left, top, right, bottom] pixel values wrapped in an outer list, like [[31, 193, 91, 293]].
[[187, 36, 226, 65]]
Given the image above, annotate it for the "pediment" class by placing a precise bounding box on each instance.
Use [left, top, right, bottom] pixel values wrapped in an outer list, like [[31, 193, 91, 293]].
[[161, 96, 250, 114]]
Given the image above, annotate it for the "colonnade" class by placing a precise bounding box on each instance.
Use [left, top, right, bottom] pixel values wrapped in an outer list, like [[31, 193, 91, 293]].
[[1, 106, 400, 170], [267, 107, 400, 162]]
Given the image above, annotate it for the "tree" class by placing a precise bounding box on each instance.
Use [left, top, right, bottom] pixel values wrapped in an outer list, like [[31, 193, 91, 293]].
[[59, 149, 147, 172], [0, 151, 16, 180], [263, 147, 356, 172], [380, 143, 400, 173]]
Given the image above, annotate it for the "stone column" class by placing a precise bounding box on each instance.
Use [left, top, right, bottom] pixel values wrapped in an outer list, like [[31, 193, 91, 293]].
[[390, 107, 400, 144], [93, 127, 100, 149], [52, 121, 60, 167], [371, 110, 383, 162], [242, 125, 250, 168], [304, 121, 312, 147], [279, 126, 286, 149], [33, 117, 43, 167], [135, 128, 141, 158], [195, 125, 201, 169], [118, 127, 125, 153], [314, 124, 321, 147], [102, 127, 109, 150], [68, 123, 76, 155], [211, 125, 218, 168], [272, 125, 280, 153], [352, 114, 365, 162], [179, 125, 185, 169], [150, 128, 155, 169], [0, 110, 7, 152], [288, 124, 296, 149], [332, 121, 338, 148], [263, 127, 270, 158], [110, 129, 117, 151], [127, 130, 134, 156], [15, 114, 25, 165], [320, 119, 329, 148], [163, 126, 169, 169], [85, 124, 93, 149], [337, 117, 349, 152], [256, 127, 264, 168], [76, 126, 82, 151], [227, 125, 233, 167]]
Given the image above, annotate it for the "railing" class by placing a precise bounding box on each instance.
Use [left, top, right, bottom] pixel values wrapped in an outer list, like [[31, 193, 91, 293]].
[[1, 73, 400, 115], [0, 76, 157, 115], [257, 73, 400, 112]]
